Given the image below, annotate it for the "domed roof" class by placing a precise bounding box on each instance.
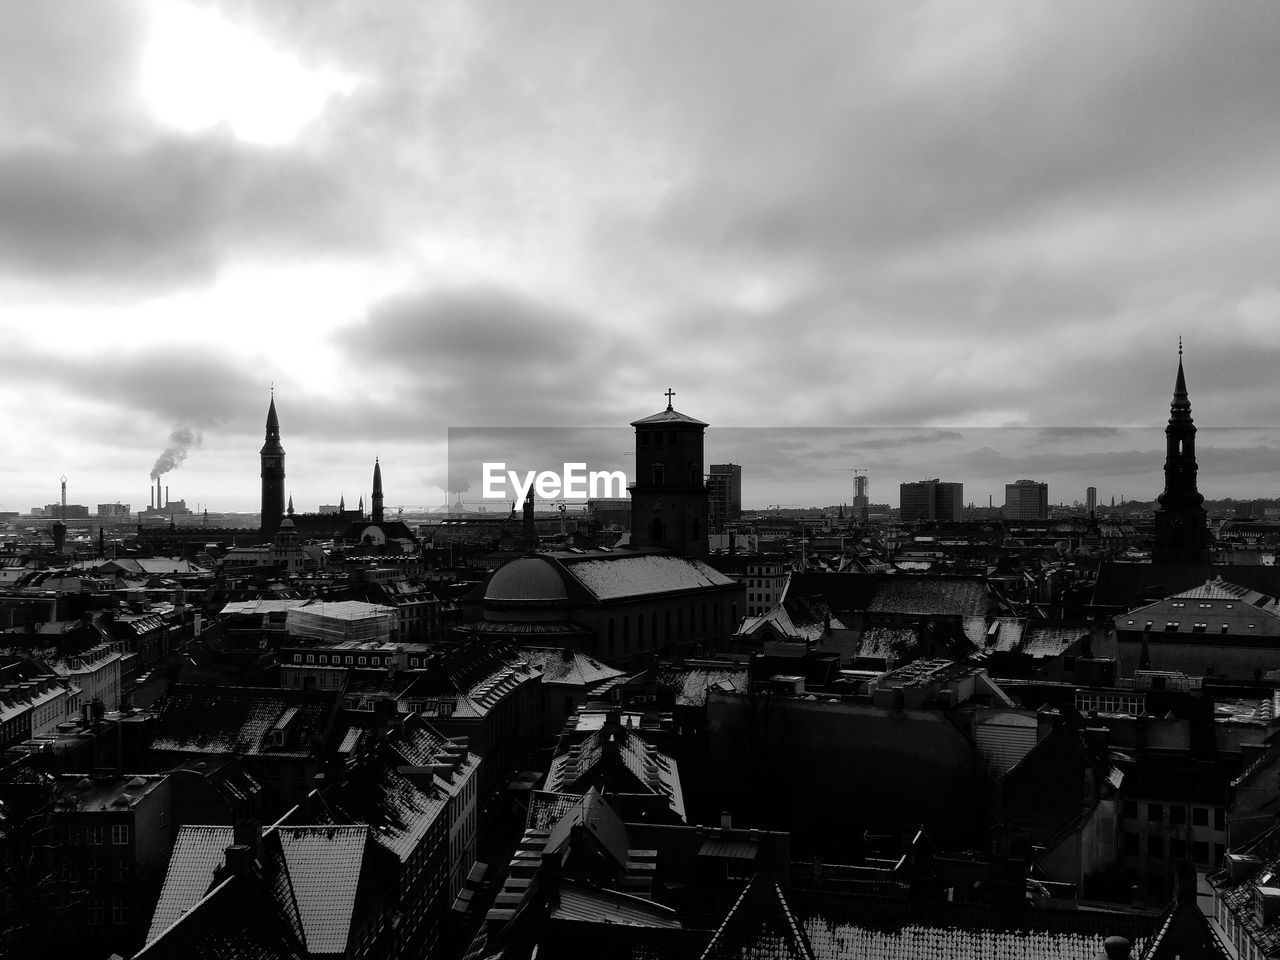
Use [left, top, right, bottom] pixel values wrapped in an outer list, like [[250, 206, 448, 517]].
[[485, 556, 568, 603]]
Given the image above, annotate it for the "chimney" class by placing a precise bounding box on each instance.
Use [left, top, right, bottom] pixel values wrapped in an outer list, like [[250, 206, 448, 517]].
[[720, 810, 732, 829], [150, 484, 154, 511], [165, 485, 169, 508], [232, 820, 262, 859], [223, 843, 255, 876]]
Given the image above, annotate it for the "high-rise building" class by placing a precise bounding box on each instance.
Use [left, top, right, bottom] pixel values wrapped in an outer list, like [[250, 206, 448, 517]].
[[1153, 345, 1210, 564], [899, 479, 963, 522], [707, 463, 742, 530], [629, 390, 709, 557], [260, 392, 286, 539], [1086, 486, 1097, 514], [853, 473, 870, 522], [1003, 480, 1049, 520]]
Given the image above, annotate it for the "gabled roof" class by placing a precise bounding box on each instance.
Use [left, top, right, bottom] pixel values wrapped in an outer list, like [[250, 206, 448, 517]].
[[545, 727, 685, 821], [701, 874, 814, 960], [146, 825, 236, 943], [136, 875, 308, 960], [278, 826, 372, 955]]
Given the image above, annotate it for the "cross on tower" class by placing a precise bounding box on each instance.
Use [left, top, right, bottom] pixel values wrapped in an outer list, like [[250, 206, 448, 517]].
[[664, 387, 675, 410]]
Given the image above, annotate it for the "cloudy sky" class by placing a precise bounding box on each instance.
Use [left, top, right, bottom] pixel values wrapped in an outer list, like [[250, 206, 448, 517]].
[[2, 1, 1279, 515]]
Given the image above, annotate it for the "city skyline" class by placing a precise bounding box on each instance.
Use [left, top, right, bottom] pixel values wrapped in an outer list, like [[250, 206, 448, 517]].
[[4, 2, 1280, 512]]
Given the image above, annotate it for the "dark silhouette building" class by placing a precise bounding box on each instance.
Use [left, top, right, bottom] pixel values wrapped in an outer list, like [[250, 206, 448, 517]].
[[1153, 345, 1210, 564], [259, 392, 286, 540], [629, 390, 710, 558], [371, 457, 384, 523]]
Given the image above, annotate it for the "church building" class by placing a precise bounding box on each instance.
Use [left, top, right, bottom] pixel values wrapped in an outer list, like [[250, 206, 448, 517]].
[[459, 393, 745, 669]]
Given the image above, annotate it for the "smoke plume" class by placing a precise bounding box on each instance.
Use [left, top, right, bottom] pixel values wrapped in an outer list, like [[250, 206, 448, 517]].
[[150, 425, 203, 479]]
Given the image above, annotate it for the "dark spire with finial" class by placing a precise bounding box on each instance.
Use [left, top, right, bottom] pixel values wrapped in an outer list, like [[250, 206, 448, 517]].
[[1154, 340, 1210, 563], [287, 493, 294, 516], [260, 388, 286, 539], [372, 458, 384, 523]]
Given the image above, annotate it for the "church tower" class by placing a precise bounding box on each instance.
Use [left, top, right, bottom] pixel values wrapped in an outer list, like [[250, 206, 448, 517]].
[[260, 391, 286, 539], [371, 458, 384, 524], [629, 389, 709, 558], [1153, 343, 1211, 564]]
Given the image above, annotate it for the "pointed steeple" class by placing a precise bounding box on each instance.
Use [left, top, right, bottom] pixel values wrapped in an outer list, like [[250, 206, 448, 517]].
[[260, 389, 286, 539], [339, 493, 345, 513], [1154, 341, 1210, 563], [371, 458, 384, 524], [287, 493, 295, 516]]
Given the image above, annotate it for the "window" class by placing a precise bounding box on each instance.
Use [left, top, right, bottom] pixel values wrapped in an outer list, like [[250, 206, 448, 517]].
[[111, 824, 129, 845], [306, 654, 315, 664], [1170, 805, 1186, 825], [1171, 838, 1186, 858], [1123, 832, 1139, 855], [112, 858, 129, 882], [1122, 800, 1138, 818], [1193, 841, 1209, 864], [87, 897, 104, 926], [1148, 836, 1164, 859], [111, 897, 128, 925], [1192, 807, 1209, 827], [293, 654, 301, 663], [1148, 803, 1163, 823], [1215, 807, 1226, 831], [358, 656, 367, 666], [86, 825, 103, 845]]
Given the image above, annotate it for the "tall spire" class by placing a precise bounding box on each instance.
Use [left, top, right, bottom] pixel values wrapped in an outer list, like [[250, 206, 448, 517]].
[[371, 458, 384, 524], [260, 389, 286, 540], [1154, 342, 1209, 563]]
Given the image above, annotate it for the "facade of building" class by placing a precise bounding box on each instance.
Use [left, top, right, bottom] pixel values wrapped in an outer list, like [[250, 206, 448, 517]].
[[1004, 480, 1049, 520], [707, 463, 742, 530], [899, 479, 964, 522]]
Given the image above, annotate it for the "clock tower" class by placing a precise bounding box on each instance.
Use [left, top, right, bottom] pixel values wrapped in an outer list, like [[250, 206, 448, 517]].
[[1153, 344, 1210, 564], [629, 389, 709, 558], [260, 391, 286, 540]]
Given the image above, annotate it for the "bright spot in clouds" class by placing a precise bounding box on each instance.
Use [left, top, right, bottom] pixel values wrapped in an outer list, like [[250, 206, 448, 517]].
[[139, 1, 356, 145]]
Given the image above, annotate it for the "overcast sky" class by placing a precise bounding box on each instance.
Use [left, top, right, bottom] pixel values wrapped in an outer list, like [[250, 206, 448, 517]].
[[2, 1, 1279, 515]]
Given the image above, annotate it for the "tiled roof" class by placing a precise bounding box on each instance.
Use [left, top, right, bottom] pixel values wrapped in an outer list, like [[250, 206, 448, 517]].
[[324, 766, 448, 863], [1019, 624, 1086, 659], [546, 727, 685, 821], [795, 893, 1153, 960], [652, 663, 749, 707], [277, 825, 371, 955], [151, 685, 337, 758], [563, 554, 736, 601], [867, 578, 992, 618], [146, 825, 235, 943], [136, 876, 308, 960], [520, 647, 623, 688], [525, 790, 585, 832], [702, 874, 814, 960]]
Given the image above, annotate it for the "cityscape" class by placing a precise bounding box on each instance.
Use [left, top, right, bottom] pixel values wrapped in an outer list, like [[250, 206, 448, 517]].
[[5, 3, 1280, 960]]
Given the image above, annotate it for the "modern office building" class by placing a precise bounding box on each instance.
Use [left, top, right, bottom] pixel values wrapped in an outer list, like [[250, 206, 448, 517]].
[[899, 479, 963, 522], [1004, 480, 1049, 520]]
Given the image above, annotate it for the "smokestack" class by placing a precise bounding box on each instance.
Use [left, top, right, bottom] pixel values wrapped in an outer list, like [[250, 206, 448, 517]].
[[156, 478, 161, 512], [150, 483, 154, 511], [165, 485, 169, 508], [60, 476, 67, 520]]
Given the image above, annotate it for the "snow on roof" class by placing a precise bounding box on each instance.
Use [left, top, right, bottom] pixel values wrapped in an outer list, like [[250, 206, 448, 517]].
[[562, 554, 735, 601]]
